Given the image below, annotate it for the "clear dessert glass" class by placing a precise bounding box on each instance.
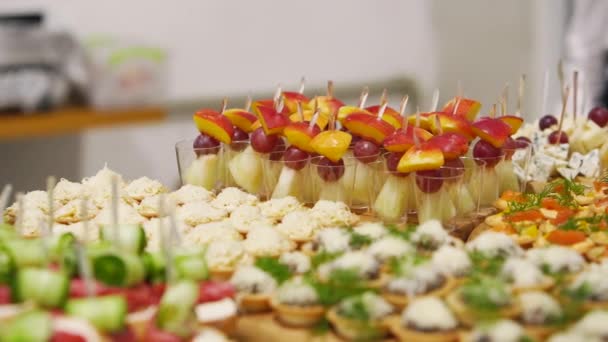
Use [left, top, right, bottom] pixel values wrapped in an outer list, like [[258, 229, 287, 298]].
[[413, 166, 465, 225], [261, 147, 312, 204], [499, 140, 532, 193], [310, 155, 357, 207], [372, 153, 413, 223], [223, 139, 266, 196], [343, 150, 384, 214], [175, 138, 224, 192], [471, 153, 506, 208]]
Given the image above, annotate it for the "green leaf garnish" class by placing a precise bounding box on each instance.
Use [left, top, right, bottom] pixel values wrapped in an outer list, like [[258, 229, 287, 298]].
[[309, 269, 371, 306], [310, 251, 342, 270], [459, 277, 510, 314], [349, 232, 372, 249], [255, 257, 291, 284], [386, 225, 414, 241], [469, 251, 505, 277]]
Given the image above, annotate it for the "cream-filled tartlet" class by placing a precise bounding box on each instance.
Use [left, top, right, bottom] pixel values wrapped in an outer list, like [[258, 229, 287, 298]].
[[446, 278, 519, 327], [317, 251, 383, 287], [278, 251, 311, 275], [81, 165, 125, 189], [195, 298, 238, 336], [309, 200, 359, 227], [328, 292, 393, 340], [464, 319, 530, 342], [211, 187, 258, 212], [53, 178, 86, 206], [465, 231, 524, 258], [305, 227, 351, 255], [124, 176, 167, 202], [501, 257, 554, 292], [94, 200, 146, 226], [568, 264, 608, 310], [525, 246, 585, 275], [13, 208, 49, 237], [230, 265, 277, 312], [169, 184, 214, 205], [243, 226, 294, 258], [53, 222, 99, 243], [547, 330, 587, 342], [431, 245, 472, 279], [275, 209, 320, 243], [177, 201, 227, 227], [54, 199, 99, 224], [137, 194, 176, 218], [4, 190, 49, 223], [517, 291, 562, 340], [570, 310, 608, 340], [353, 222, 388, 241], [143, 217, 190, 251], [206, 240, 252, 280], [410, 219, 452, 252], [390, 297, 460, 342], [182, 220, 242, 247], [228, 204, 273, 235], [258, 196, 302, 222], [384, 263, 455, 309], [271, 277, 325, 327], [367, 236, 413, 264]]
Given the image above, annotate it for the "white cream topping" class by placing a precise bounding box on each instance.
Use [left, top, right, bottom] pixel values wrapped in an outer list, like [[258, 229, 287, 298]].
[[353, 222, 388, 240], [431, 245, 471, 277], [177, 201, 227, 226], [572, 310, 608, 338], [243, 225, 294, 257], [125, 176, 167, 201], [211, 187, 258, 212], [279, 251, 311, 274], [411, 220, 449, 249], [230, 266, 277, 294], [276, 277, 319, 305], [519, 291, 562, 325], [53, 179, 85, 206], [94, 200, 146, 226], [258, 196, 302, 222], [309, 200, 359, 227], [170, 184, 213, 205], [466, 231, 523, 257], [318, 251, 379, 280], [570, 264, 608, 301], [205, 240, 249, 269], [315, 227, 351, 253], [469, 320, 525, 342], [387, 264, 444, 296], [403, 297, 457, 331], [195, 298, 237, 323], [182, 220, 242, 248], [367, 236, 412, 261], [276, 209, 319, 241], [228, 204, 273, 234], [526, 246, 585, 273], [502, 258, 547, 287]]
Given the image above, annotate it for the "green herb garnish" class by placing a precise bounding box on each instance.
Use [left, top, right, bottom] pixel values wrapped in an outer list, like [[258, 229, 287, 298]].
[[310, 269, 371, 306], [459, 277, 510, 314], [469, 251, 505, 277], [255, 257, 291, 284], [389, 254, 429, 276], [386, 225, 414, 241], [349, 232, 372, 249], [310, 251, 341, 270]]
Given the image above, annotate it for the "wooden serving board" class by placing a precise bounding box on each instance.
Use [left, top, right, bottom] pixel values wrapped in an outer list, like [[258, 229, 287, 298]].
[[235, 314, 396, 342]]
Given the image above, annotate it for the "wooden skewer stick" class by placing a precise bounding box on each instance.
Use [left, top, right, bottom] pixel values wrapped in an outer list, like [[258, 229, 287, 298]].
[[557, 60, 565, 103], [457, 80, 463, 98], [380, 88, 388, 105], [434, 113, 444, 135], [573, 70, 579, 120], [0, 184, 12, 222], [517, 74, 526, 117], [298, 77, 306, 94], [46, 176, 56, 236], [501, 83, 509, 116], [358, 87, 369, 109], [221, 97, 228, 114], [15, 192, 24, 236], [76, 241, 95, 297], [244, 93, 252, 112], [556, 85, 570, 143], [541, 69, 549, 115], [430, 89, 440, 112], [327, 80, 334, 98], [296, 102, 305, 122], [309, 106, 320, 130], [165, 206, 181, 283], [452, 97, 462, 116], [273, 84, 282, 108], [399, 95, 409, 133], [376, 97, 389, 121], [413, 106, 421, 147], [80, 197, 90, 243], [490, 104, 497, 118], [110, 175, 120, 249]]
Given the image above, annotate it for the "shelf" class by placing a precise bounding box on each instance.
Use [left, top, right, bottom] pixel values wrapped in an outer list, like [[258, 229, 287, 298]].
[[0, 107, 166, 141]]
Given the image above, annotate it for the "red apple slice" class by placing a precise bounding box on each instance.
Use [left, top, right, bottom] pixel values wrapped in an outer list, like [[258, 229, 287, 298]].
[[282, 91, 310, 113], [406, 112, 434, 130], [193, 109, 234, 144], [223, 109, 258, 133], [383, 127, 433, 152], [425, 133, 469, 160], [471, 117, 512, 148], [397, 144, 445, 173], [442, 97, 481, 121], [498, 115, 524, 135], [365, 105, 403, 129], [427, 113, 475, 140], [253, 104, 290, 135]]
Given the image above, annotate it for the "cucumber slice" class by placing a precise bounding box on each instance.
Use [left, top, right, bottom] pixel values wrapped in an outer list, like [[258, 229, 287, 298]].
[[0, 223, 17, 241], [101, 224, 146, 254], [0, 245, 15, 284], [92, 252, 145, 287], [3, 238, 46, 268], [143, 251, 166, 283], [1, 310, 52, 342], [49, 233, 78, 277], [157, 280, 198, 337], [12, 268, 69, 308], [65, 295, 127, 333], [174, 251, 208, 281]]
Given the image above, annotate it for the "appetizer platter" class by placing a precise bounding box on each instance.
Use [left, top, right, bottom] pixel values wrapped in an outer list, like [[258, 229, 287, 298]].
[[2, 70, 608, 341]]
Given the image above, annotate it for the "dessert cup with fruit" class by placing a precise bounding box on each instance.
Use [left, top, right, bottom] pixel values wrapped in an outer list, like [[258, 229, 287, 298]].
[[175, 137, 223, 191], [373, 152, 415, 223], [497, 137, 532, 193]]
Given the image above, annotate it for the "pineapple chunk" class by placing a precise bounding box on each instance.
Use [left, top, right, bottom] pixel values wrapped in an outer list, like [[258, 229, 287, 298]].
[[449, 183, 476, 215], [183, 154, 219, 190], [496, 160, 521, 194], [228, 146, 262, 194], [478, 167, 499, 207], [260, 158, 282, 197], [319, 180, 347, 203], [373, 175, 409, 222], [348, 161, 376, 207], [271, 167, 300, 199], [417, 189, 456, 223]]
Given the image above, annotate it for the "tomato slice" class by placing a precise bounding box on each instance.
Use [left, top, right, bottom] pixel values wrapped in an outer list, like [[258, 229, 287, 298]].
[[69, 278, 109, 298], [507, 209, 543, 222], [550, 209, 575, 225], [199, 281, 235, 303], [541, 198, 567, 211], [491, 225, 516, 235], [50, 331, 87, 342], [143, 322, 183, 342], [546, 230, 587, 245], [100, 285, 153, 313], [110, 328, 137, 342], [0, 285, 10, 304], [151, 283, 166, 304]]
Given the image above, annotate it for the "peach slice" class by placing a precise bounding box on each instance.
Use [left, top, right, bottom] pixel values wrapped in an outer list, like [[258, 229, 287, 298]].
[[252, 99, 290, 117], [337, 106, 372, 122], [342, 113, 395, 145], [251, 120, 262, 131], [365, 105, 403, 129], [471, 117, 512, 148], [406, 112, 433, 130], [425, 133, 469, 160], [427, 113, 475, 140], [254, 104, 290, 135], [282, 91, 310, 113], [442, 97, 481, 121], [311, 96, 344, 117], [193, 109, 234, 144], [223, 109, 258, 133], [397, 144, 445, 173], [283, 122, 321, 153], [310, 130, 352, 162], [383, 127, 433, 152], [498, 115, 524, 135], [288, 110, 329, 130]]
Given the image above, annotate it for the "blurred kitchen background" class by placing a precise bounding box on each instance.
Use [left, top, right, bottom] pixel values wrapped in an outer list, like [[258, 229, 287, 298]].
[[0, 0, 577, 193]]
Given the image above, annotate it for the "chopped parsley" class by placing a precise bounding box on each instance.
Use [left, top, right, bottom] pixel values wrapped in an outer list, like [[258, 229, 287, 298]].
[[255, 257, 291, 284], [459, 277, 510, 314], [308, 269, 372, 306], [559, 214, 608, 232], [469, 251, 505, 277], [349, 232, 372, 249], [310, 251, 341, 270], [386, 224, 414, 241]]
